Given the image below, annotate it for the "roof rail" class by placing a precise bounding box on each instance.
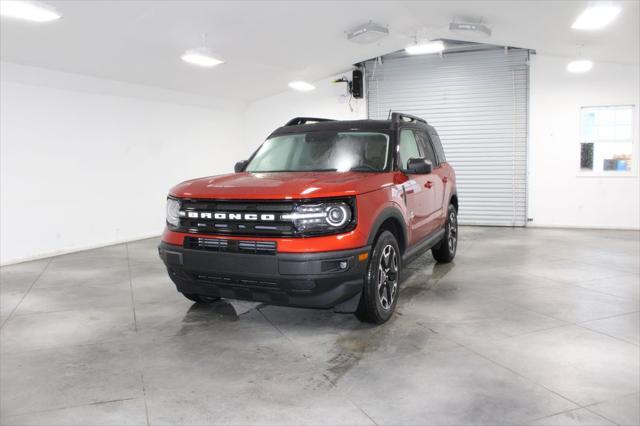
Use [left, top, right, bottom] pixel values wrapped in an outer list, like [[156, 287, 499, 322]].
[[285, 117, 336, 126], [390, 112, 427, 124]]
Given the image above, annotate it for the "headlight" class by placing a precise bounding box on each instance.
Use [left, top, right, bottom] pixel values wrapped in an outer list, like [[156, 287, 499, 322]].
[[166, 197, 181, 227], [282, 201, 354, 234]]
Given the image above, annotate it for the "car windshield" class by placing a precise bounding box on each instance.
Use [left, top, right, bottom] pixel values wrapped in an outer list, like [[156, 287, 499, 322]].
[[245, 131, 390, 173]]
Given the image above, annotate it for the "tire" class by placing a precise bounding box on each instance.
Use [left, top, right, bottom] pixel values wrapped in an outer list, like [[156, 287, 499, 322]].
[[355, 230, 401, 324], [432, 204, 458, 263], [181, 293, 221, 304]]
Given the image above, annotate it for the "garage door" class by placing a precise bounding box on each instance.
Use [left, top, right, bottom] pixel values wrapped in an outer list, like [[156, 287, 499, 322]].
[[364, 46, 530, 226]]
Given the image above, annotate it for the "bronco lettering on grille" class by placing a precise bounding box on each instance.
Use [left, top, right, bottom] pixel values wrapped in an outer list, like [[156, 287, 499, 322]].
[[180, 211, 276, 221]]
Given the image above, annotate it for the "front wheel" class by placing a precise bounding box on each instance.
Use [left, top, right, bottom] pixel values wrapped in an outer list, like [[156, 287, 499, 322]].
[[355, 230, 401, 324], [432, 204, 458, 263]]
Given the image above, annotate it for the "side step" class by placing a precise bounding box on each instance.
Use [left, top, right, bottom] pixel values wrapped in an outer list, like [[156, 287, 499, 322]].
[[402, 228, 445, 266]]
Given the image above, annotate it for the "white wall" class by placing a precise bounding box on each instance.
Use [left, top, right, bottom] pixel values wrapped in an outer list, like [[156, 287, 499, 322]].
[[0, 63, 250, 265], [243, 73, 367, 150], [529, 55, 640, 229], [3, 54, 637, 264]]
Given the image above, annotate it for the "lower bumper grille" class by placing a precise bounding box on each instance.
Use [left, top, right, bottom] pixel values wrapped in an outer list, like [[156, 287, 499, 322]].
[[185, 237, 277, 255], [195, 274, 279, 288]]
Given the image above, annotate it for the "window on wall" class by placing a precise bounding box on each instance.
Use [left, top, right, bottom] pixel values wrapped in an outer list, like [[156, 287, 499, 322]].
[[580, 105, 634, 174]]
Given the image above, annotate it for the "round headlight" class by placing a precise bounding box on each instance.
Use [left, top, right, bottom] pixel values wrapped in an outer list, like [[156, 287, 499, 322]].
[[282, 200, 354, 234], [166, 198, 181, 227], [325, 204, 349, 227]]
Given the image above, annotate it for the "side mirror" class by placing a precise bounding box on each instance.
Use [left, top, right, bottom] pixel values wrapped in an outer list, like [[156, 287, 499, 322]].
[[406, 158, 432, 174], [234, 160, 249, 173]]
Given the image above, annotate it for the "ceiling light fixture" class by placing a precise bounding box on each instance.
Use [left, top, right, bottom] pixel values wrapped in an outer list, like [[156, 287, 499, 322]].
[[0, 0, 61, 22], [449, 21, 492, 37], [571, 3, 621, 30], [288, 81, 315, 92], [567, 59, 594, 73], [181, 47, 224, 67], [405, 40, 445, 55], [181, 33, 224, 68], [347, 21, 389, 44]]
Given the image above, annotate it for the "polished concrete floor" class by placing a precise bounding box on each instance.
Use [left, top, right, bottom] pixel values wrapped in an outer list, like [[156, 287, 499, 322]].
[[1, 227, 638, 425]]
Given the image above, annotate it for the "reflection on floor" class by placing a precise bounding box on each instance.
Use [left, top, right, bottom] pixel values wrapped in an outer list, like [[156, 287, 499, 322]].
[[1, 227, 639, 425]]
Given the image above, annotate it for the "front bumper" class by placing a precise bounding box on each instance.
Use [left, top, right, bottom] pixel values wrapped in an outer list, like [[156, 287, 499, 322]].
[[158, 242, 371, 310]]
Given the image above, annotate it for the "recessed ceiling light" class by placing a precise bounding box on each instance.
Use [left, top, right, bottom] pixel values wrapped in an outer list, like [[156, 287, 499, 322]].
[[567, 59, 594, 73], [572, 3, 621, 30], [181, 47, 224, 68], [405, 40, 445, 55], [0, 0, 61, 22], [288, 81, 315, 92]]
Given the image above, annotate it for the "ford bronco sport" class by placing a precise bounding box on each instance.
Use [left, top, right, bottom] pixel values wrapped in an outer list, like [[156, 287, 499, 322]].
[[159, 112, 458, 323]]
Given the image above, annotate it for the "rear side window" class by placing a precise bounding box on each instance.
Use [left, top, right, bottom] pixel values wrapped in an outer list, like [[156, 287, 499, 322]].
[[398, 130, 421, 170], [429, 130, 446, 163]]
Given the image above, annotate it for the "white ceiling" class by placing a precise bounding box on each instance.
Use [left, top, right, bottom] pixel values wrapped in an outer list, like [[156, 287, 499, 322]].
[[1, 0, 638, 101]]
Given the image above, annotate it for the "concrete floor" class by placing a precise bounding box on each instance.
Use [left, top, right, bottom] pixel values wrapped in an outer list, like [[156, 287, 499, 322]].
[[0, 227, 638, 426]]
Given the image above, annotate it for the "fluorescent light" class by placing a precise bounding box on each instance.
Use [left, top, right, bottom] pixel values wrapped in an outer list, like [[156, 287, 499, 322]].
[[181, 47, 224, 67], [288, 81, 315, 92], [567, 59, 593, 73], [0, 0, 61, 22], [405, 40, 445, 55], [572, 3, 621, 30]]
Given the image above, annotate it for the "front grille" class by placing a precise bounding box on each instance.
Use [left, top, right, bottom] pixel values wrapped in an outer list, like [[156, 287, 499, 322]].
[[185, 237, 277, 255], [177, 199, 296, 237]]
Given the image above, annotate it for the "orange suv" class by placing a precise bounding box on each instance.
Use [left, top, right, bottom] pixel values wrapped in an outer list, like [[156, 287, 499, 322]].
[[159, 113, 458, 323]]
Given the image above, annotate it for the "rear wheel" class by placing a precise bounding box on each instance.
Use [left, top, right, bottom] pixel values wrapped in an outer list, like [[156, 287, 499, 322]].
[[355, 230, 400, 324], [432, 204, 458, 263], [181, 293, 221, 304]]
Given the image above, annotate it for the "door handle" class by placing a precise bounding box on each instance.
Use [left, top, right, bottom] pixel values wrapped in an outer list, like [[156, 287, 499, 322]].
[[425, 181, 433, 189]]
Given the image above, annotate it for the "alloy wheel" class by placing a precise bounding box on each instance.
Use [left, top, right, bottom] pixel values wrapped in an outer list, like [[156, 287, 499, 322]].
[[377, 244, 399, 310], [448, 209, 458, 253]]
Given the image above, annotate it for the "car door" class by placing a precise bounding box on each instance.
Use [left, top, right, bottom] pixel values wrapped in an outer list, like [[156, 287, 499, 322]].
[[397, 129, 432, 245], [416, 130, 445, 218]]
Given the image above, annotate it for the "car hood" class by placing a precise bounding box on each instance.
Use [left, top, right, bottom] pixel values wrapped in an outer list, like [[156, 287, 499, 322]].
[[169, 171, 393, 200]]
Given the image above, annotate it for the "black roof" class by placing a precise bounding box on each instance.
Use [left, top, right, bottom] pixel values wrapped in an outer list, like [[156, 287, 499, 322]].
[[270, 113, 434, 137], [270, 119, 391, 136]]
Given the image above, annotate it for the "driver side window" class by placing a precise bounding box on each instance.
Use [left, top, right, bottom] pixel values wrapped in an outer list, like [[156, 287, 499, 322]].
[[398, 130, 421, 170], [416, 131, 437, 166]]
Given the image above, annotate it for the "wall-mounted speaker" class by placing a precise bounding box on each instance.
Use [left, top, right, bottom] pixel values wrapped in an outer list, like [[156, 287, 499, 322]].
[[351, 69, 363, 98]]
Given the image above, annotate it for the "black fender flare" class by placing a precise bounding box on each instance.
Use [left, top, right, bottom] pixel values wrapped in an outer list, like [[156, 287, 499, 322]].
[[366, 206, 408, 250], [449, 191, 459, 210]]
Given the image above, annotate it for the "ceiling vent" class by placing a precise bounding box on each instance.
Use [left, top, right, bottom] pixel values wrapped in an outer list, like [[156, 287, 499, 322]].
[[347, 21, 389, 44], [449, 21, 492, 37]]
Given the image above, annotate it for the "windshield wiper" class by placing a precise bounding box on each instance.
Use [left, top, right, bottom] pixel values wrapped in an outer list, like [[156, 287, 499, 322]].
[[349, 165, 379, 172]]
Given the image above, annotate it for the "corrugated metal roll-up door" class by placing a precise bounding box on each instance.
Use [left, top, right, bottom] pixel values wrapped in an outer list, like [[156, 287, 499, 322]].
[[365, 47, 530, 226]]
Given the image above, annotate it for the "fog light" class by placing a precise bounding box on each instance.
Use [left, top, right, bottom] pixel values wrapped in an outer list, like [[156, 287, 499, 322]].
[[339, 261, 348, 270]]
